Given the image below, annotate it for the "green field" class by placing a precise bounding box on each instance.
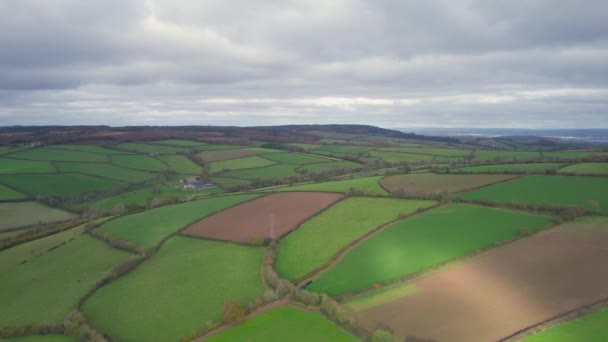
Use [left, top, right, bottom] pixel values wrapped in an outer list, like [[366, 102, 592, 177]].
[[0, 202, 77, 230], [287, 143, 322, 150], [97, 194, 259, 248], [116, 142, 190, 154], [260, 152, 332, 164], [82, 237, 266, 342], [206, 306, 359, 342], [93, 186, 223, 211], [149, 139, 205, 147], [276, 176, 388, 195], [307, 204, 553, 296], [276, 197, 436, 281], [51, 144, 130, 154], [314, 145, 374, 154], [542, 151, 607, 159], [523, 308, 608, 342], [158, 155, 202, 174], [55, 162, 157, 182], [210, 177, 251, 188], [196, 148, 263, 162], [0, 234, 130, 326], [208, 155, 276, 174], [454, 163, 565, 174], [111, 154, 168, 172], [194, 144, 242, 151], [463, 175, 608, 211], [473, 150, 541, 161], [0, 336, 79, 342], [0, 184, 26, 200], [223, 164, 299, 179], [379, 147, 471, 156], [381, 173, 515, 194], [297, 161, 362, 173], [9, 147, 108, 162], [0, 158, 56, 174], [558, 163, 608, 175], [0, 173, 126, 196], [367, 151, 434, 163]]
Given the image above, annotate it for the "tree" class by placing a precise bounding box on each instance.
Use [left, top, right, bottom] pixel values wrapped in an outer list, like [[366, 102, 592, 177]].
[[371, 328, 394, 342], [222, 301, 244, 323]]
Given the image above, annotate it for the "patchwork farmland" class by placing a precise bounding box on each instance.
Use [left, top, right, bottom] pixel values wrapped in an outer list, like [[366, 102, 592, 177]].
[[1, 126, 608, 342]]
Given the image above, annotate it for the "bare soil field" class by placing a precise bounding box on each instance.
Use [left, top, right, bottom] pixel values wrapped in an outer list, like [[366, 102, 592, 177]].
[[381, 173, 516, 194], [352, 217, 608, 342], [182, 192, 343, 243]]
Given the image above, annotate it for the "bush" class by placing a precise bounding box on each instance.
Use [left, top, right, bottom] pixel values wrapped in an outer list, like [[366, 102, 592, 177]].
[[561, 205, 586, 220], [222, 301, 245, 323], [263, 289, 280, 302], [292, 288, 322, 306], [371, 328, 394, 342]]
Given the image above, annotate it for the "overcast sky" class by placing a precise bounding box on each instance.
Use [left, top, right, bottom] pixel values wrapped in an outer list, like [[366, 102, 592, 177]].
[[1, 0, 607, 128]]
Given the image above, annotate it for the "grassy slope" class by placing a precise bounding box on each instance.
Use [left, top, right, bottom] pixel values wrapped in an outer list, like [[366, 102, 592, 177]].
[[314, 145, 373, 154], [0, 235, 130, 326], [276, 197, 436, 281], [0, 202, 76, 230], [158, 155, 203, 174], [55, 162, 157, 182], [0, 336, 79, 342], [111, 154, 168, 172], [297, 161, 362, 173], [82, 237, 266, 342], [308, 204, 553, 296], [260, 152, 332, 164], [381, 173, 515, 194], [0, 184, 26, 200], [93, 186, 223, 211], [116, 142, 190, 154], [463, 175, 608, 211], [0, 158, 56, 174], [149, 139, 205, 147], [223, 164, 299, 179], [474, 150, 541, 161], [0, 173, 126, 196], [8, 148, 108, 162], [455, 163, 564, 173], [379, 147, 471, 156], [368, 151, 434, 163], [51, 145, 130, 154], [558, 163, 608, 175], [277, 176, 388, 196], [523, 308, 608, 342], [206, 306, 359, 342], [97, 194, 259, 248], [208, 155, 276, 174]]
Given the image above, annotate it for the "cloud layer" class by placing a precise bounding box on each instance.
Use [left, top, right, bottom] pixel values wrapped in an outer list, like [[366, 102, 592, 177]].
[[1, 0, 607, 128]]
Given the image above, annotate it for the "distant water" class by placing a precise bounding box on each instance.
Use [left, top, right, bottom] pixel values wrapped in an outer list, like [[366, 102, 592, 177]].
[[402, 128, 608, 144]]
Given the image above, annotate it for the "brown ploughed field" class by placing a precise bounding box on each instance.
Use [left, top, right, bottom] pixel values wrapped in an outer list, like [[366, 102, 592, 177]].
[[353, 218, 608, 342], [182, 192, 343, 243]]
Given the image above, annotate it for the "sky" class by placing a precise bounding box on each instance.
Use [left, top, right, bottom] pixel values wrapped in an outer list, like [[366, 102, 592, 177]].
[[0, 0, 607, 128]]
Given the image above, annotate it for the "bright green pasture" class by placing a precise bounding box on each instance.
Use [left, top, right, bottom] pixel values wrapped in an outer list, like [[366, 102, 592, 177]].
[[208, 155, 276, 174], [0, 173, 126, 196], [524, 307, 608, 342], [0, 184, 26, 200], [223, 164, 299, 179], [542, 151, 607, 159], [276, 197, 436, 281], [9, 147, 108, 162], [368, 151, 434, 163], [82, 237, 266, 342], [381, 173, 515, 194], [97, 194, 259, 248], [116, 142, 190, 154], [474, 150, 541, 161], [158, 155, 202, 174], [277, 176, 388, 196], [379, 147, 471, 156], [55, 162, 157, 182], [297, 161, 362, 173], [0, 235, 130, 326], [454, 163, 565, 173], [51, 144, 130, 154], [194, 144, 242, 151], [0, 146, 28, 155], [315, 145, 374, 154], [287, 143, 322, 150], [463, 175, 608, 211], [559, 163, 608, 175], [308, 204, 553, 296], [149, 139, 205, 147], [93, 186, 223, 211], [0, 202, 76, 230], [0, 335, 79, 342], [261, 152, 332, 164], [111, 154, 168, 171], [196, 148, 263, 162], [210, 177, 251, 188], [206, 306, 359, 342], [0, 158, 56, 174]]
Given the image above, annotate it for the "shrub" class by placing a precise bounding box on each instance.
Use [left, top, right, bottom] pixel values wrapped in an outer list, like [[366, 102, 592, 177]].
[[292, 288, 322, 306], [222, 301, 244, 323], [371, 328, 394, 342], [263, 289, 280, 302], [561, 205, 586, 220]]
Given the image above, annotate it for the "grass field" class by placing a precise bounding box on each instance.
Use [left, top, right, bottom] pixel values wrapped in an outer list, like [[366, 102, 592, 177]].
[[149, 139, 205, 147], [474, 150, 541, 161], [0, 158, 56, 174], [454, 163, 565, 173], [97, 194, 259, 248], [277, 176, 388, 195], [287, 143, 322, 150], [0, 201, 76, 230], [51, 144, 130, 154], [111, 154, 168, 172], [55, 162, 157, 182], [524, 308, 608, 342], [208, 155, 276, 174], [157, 155, 202, 174], [367, 151, 434, 163], [210, 177, 251, 188], [463, 175, 608, 211], [93, 186, 223, 211], [206, 306, 359, 342], [0, 173, 126, 196], [196, 148, 264, 162], [297, 161, 361, 173], [314, 145, 374, 154], [9, 147, 108, 162], [379, 147, 471, 156], [558, 163, 608, 175], [542, 151, 607, 159], [381, 173, 516, 194], [0, 336, 79, 342], [223, 164, 299, 179], [0, 234, 130, 326], [0, 184, 26, 200], [194, 144, 241, 151], [260, 152, 332, 164], [116, 142, 190, 154], [82, 237, 266, 342], [276, 197, 436, 281], [308, 204, 553, 296]]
